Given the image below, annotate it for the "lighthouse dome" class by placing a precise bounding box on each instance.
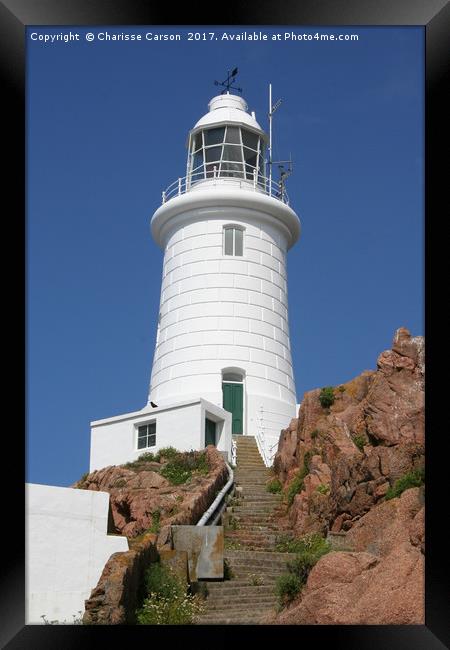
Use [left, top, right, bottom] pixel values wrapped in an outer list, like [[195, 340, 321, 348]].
[[193, 92, 265, 135]]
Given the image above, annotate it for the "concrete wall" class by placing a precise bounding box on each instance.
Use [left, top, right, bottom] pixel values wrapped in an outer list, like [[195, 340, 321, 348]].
[[89, 398, 232, 472], [26, 483, 128, 624], [148, 205, 298, 437]]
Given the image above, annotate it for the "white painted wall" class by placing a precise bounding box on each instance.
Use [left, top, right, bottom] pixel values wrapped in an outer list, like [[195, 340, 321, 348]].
[[148, 203, 298, 438], [26, 484, 128, 624], [90, 398, 232, 472]]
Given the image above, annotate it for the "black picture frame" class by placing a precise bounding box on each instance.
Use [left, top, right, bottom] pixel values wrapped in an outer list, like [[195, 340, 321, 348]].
[[9, 0, 448, 647]]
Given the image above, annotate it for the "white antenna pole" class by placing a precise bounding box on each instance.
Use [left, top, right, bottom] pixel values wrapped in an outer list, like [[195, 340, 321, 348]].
[[269, 83, 272, 197]]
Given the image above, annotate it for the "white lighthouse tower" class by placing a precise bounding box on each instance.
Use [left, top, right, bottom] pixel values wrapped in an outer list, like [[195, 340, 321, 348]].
[[89, 84, 300, 471], [148, 89, 301, 449]]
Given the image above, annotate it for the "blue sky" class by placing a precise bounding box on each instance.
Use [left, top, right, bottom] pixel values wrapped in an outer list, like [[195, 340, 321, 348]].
[[27, 26, 424, 487]]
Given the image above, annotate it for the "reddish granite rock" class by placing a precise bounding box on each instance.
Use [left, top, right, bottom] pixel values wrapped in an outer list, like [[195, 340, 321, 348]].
[[73, 446, 228, 539], [273, 328, 424, 537], [83, 532, 158, 624], [276, 488, 424, 625]]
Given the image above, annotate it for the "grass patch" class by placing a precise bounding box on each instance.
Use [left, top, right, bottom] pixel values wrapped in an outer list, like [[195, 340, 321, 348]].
[[266, 478, 282, 494], [316, 483, 330, 496], [160, 450, 210, 485], [353, 434, 366, 452], [276, 573, 303, 608], [157, 446, 179, 461], [224, 539, 242, 551], [149, 510, 161, 533], [124, 452, 160, 470], [286, 450, 313, 507], [275, 533, 331, 609], [136, 561, 204, 625], [319, 386, 335, 409], [385, 468, 425, 500], [223, 559, 233, 580]]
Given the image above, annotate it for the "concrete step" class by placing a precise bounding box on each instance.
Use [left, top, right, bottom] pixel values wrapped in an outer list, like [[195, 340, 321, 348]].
[[207, 574, 283, 584], [196, 611, 276, 624], [206, 586, 278, 595], [205, 598, 277, 609], [225, 549, 296, 560], [205, 603, 277, 615]]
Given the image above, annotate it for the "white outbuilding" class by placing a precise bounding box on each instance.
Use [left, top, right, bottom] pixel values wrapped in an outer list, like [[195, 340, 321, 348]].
[[89, 88, 301, 470]]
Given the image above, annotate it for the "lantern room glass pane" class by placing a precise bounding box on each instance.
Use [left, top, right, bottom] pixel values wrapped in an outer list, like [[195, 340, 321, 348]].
[[222, 145, 243, 162], [192, 151, 204, 170], [224, 228, 233, 255], [243, 149, 257, 166], [205, 146, 222, 163], [225, 126, 241, 144], [241, 129, 259, 151], [235, 228, 243, 256], [220, 162, 244, 178], [204, 127, 225, 146]]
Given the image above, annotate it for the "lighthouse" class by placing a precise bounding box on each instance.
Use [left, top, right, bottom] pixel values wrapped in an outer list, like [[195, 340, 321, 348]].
[[148, 89, 301, 447], [89, 83, 300, 471]]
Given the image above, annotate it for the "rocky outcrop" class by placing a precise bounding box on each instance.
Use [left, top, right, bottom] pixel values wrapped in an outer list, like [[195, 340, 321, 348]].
[[273, 327, 424, 537], [74, 446, 228, 539], [270, 327, 425, 625], [274, 487, 424, 625], [79, 447, 228, 624], [83, 533, 158, 625]]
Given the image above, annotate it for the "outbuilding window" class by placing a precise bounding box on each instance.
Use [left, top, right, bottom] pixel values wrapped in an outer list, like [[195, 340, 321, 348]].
[[137, 422, 156, 449], [223, 226, 244, 256]]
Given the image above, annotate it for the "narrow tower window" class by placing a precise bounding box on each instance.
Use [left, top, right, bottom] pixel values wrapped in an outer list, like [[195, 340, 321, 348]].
[[223, 226, 244, 256]]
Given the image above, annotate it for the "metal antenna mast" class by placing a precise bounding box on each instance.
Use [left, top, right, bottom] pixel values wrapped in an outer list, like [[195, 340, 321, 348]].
[[268, 83, 282, 196], [214, 67, 243, 94]]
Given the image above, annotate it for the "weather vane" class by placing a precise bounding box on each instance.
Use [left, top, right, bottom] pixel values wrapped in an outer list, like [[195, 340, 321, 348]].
[[214, 67, 243, 94]]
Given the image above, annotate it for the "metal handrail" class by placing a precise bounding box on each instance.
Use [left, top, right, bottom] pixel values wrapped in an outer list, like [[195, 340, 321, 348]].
[[196, 462, 234, 526], [161, 170, 290, 205]]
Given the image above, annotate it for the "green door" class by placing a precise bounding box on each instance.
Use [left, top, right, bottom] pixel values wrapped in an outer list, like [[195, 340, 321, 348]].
[[205, 418, 216, 446], [222, 383, 243, 435]]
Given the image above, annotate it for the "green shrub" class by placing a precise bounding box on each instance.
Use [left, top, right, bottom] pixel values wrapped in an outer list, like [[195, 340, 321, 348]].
[[353, 435, 366, 452], [149, 510, 161, 533], [137, 561, 204, 625], [385, 468, 425, 500], [316, 483, 330, 496], [275, 573, 302, 607], [143, 562, 183, 601], [124, 452, 160, 469], [292, 534, 330, 564], [286, 474, 304, 507], [303, 450, 313, 472], [275, 532, 331, 556], [223, 559, 233, 580], [286, 552, 318, 584], [160, 450, 209, 485], [266, 479, 282, 494], [136, 592, 204, 625], [338, 385, 346, 393], [310, 429, 320, 440], [286, 451, 313, 506], [157, 446, 179, 461], [275, 533, 331, 609], [319, 386, 335, 409]]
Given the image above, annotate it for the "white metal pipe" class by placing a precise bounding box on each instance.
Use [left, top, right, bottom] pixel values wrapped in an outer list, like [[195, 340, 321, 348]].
[[196, 463, 234, 526], [269, 83, 272, 197]]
